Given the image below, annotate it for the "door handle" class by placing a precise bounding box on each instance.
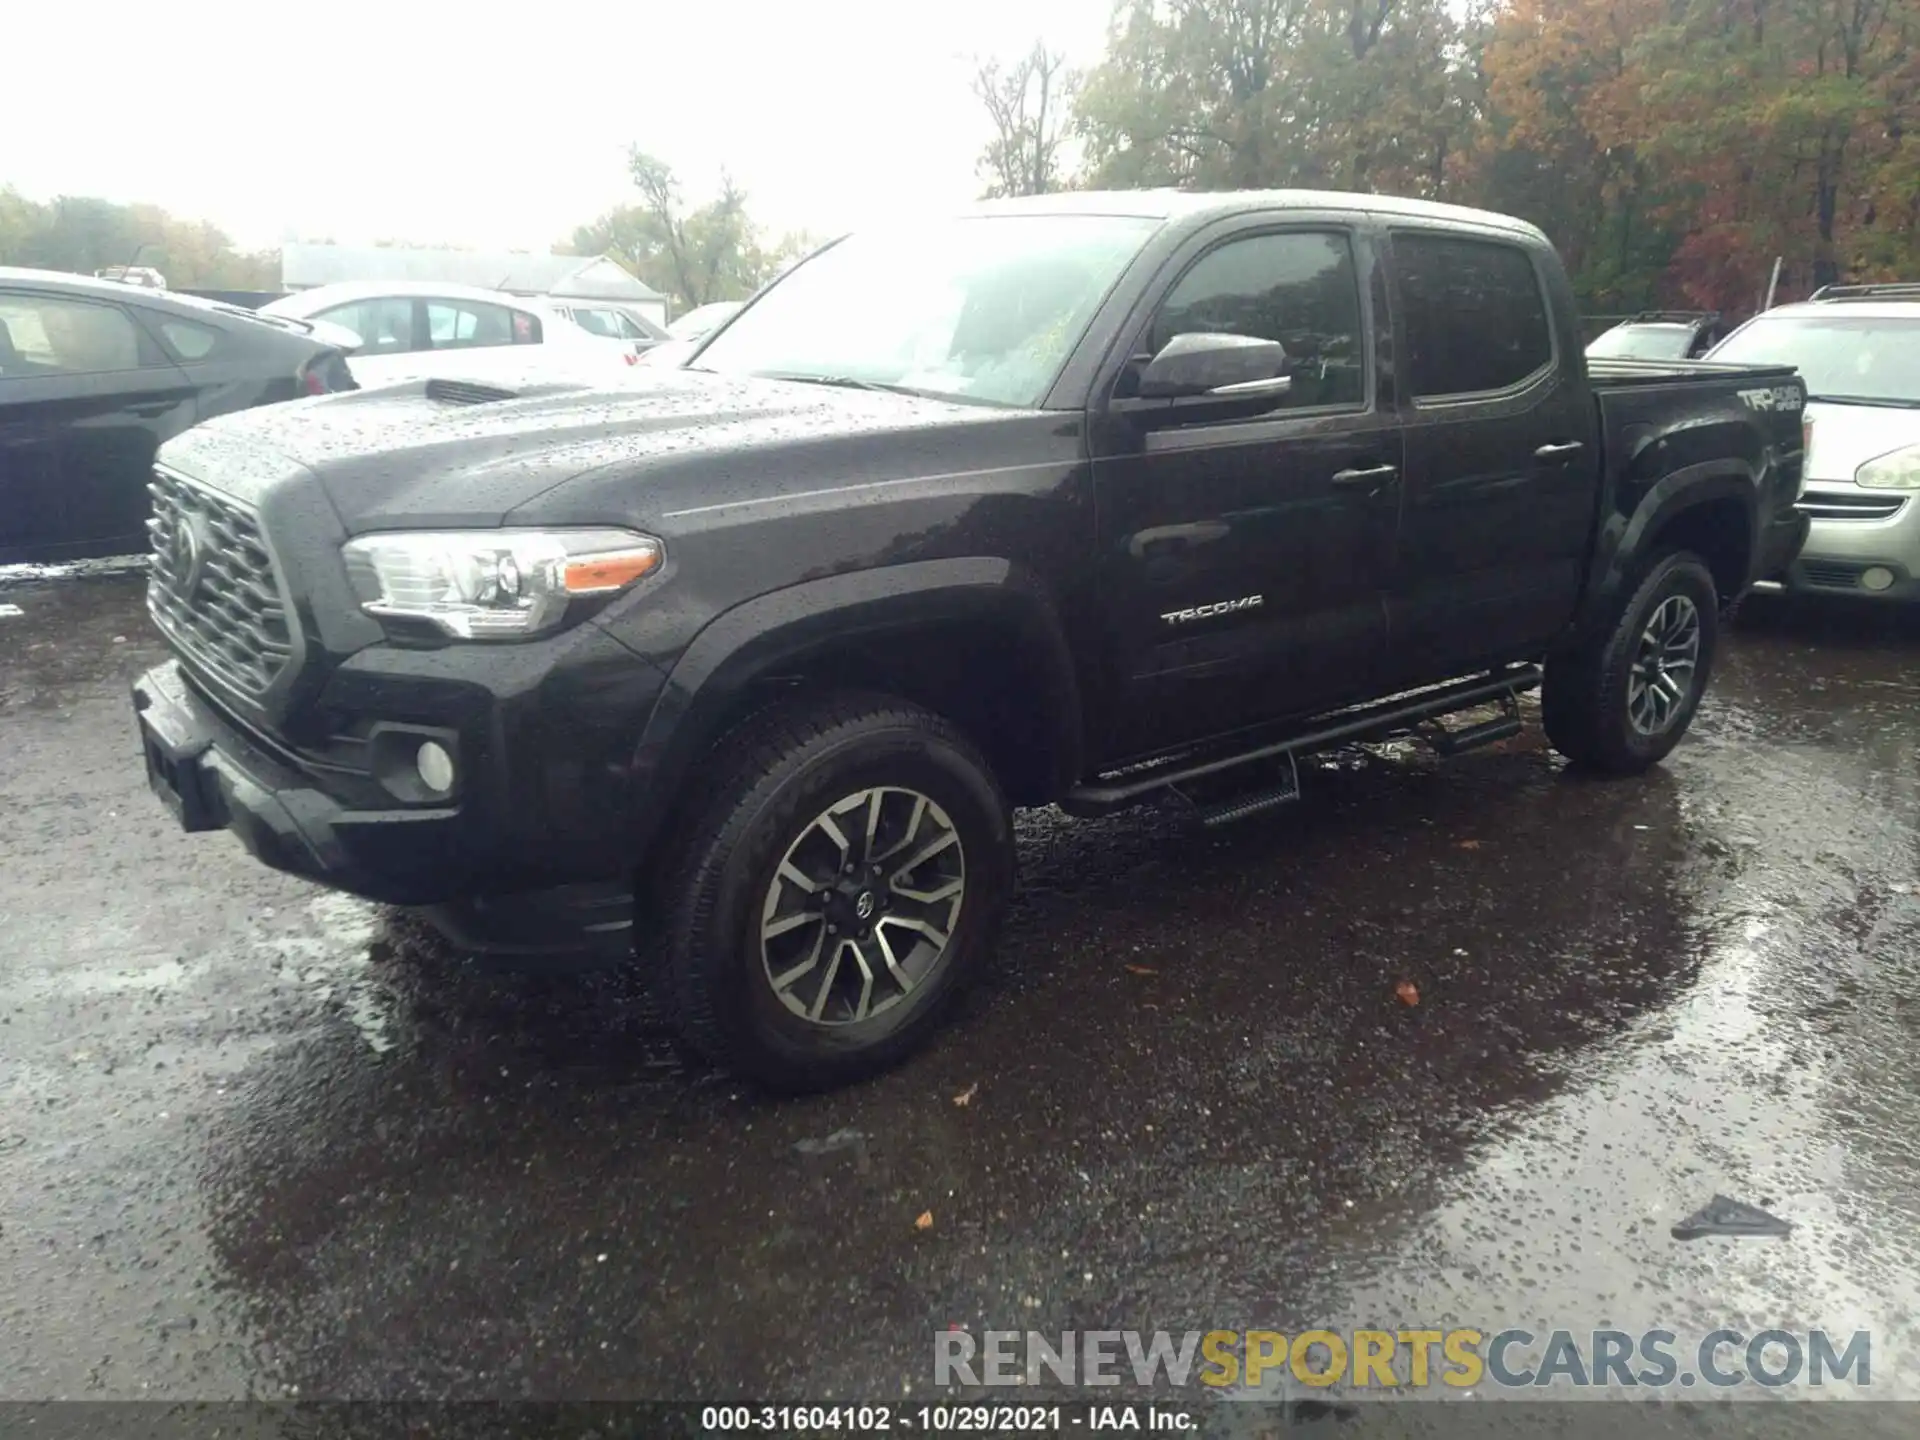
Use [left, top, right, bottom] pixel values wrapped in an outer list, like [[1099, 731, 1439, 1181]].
[[1331, 464, 1399, 486], [126, 400, 178, 417], [1534, 441, 1585, 460]]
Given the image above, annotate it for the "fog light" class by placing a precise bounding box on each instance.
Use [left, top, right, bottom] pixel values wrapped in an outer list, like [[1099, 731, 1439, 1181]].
[[1862, 566, 1896, 592], [416, 740, 455, 793]]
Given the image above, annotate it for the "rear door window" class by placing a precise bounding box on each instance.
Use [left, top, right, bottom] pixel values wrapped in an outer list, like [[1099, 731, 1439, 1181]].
[[0, 293, 150, 374], [1393, 234, 1554, 399], [318, 298, 416, 355], [424, 300, 517, 350]]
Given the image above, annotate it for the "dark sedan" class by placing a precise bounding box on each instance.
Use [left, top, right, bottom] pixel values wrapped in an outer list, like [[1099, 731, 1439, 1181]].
[[0, 269, 357, 564]]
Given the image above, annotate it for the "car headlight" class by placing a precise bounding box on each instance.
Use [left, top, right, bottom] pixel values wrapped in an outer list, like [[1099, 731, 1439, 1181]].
[[342, 528, 663, 640], [1855, 444, 1920, 490]]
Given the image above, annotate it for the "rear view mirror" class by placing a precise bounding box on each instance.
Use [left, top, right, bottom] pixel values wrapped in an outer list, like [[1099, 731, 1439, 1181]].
[[1137, 332, 1291, 401]]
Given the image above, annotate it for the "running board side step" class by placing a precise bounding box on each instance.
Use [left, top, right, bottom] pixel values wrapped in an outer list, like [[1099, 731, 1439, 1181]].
[[1193, 753, 1301, 827], [1064, 665, 1541, 819]]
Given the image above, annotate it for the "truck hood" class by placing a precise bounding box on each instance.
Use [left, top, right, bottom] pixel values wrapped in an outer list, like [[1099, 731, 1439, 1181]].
[[161, 367, 1000, 530], [1803, 399, 1920, 484]]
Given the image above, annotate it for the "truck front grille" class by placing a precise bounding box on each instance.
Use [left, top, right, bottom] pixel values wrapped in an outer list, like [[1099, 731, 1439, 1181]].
[[146, 468, 295, 701]]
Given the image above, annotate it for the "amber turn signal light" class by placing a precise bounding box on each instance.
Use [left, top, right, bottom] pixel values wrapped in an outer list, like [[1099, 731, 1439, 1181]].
[[562, 548, 663, 594]]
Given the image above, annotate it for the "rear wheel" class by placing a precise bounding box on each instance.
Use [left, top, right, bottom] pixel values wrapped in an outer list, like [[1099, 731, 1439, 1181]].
[[660, 692, 1014, 1091], [1542, 550, 1720, 774]]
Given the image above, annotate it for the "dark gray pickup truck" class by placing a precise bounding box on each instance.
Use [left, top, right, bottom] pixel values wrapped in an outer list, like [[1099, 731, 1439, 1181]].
[[131, 190, 1810, 1088]]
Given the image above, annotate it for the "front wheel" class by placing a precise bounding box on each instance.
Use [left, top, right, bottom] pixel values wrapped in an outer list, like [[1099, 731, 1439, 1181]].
[[1542, 550, 1721, 774], [660, 692, 1014, 1091]]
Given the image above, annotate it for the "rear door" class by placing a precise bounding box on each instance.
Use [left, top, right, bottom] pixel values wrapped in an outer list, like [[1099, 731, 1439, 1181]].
[[1382, 229, 1598, 685], [1092, 219, 1403, 759], [311, 296, 418, 385], [0, 287, 194, 562], [422, 296, 524, 353]]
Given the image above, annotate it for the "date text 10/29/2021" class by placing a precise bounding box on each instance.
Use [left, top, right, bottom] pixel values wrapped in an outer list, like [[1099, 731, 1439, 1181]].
[[700, 1406, 1194, 1432]]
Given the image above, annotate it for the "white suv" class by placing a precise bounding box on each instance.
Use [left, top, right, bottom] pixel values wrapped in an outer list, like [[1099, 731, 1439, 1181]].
[[1708, 285, 1920, 602]]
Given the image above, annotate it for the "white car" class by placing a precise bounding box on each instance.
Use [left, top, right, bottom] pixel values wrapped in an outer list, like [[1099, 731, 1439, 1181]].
[[667, 300, 744, 342], [637, 300, 748, 368], [1708, 285, 1920, 603], [258, 281, 630, 387]]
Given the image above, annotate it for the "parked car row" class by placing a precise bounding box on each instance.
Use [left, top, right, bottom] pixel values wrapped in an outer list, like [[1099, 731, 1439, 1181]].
[[0, 269, 721, 562], [1, 268, 360, 562]]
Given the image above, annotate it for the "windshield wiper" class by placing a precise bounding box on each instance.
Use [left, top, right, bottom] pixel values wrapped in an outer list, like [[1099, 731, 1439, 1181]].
[[757, 371, 923, 397], [1807, 392, 1920, 409]]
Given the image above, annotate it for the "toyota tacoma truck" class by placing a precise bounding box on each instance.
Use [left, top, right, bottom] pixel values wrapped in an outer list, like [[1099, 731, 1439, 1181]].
[[131, 191, 1810, 1089]]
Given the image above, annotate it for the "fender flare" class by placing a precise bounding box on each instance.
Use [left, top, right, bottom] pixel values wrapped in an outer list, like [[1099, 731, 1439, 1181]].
[[625, 557, 1084, 861], [1570, 461, 1760, 641]]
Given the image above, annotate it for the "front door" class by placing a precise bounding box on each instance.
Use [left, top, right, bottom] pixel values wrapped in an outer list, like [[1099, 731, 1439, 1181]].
[[1092, 225, 1403, 761]]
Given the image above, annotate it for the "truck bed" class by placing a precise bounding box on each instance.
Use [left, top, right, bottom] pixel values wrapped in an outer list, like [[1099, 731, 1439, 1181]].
[[1585, 356, 1800, 390], [1582, 355, 1807, 609]]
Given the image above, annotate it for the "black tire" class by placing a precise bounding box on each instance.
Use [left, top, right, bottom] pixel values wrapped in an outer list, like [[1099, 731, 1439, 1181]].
[[1542, 550, 1720, 775], [659, 691, 1014, 1092]]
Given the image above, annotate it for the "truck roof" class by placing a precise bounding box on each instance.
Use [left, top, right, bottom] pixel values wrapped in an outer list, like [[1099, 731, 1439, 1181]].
[[960, 188, 1548, 243]]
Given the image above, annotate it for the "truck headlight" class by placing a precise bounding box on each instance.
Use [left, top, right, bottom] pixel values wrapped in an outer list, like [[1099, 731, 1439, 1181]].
[[1855, 445, 1920, 490], [342, 528, 663, 640]]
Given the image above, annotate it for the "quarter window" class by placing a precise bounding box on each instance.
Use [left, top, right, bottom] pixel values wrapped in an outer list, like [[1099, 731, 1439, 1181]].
[[1393, 234, 1553, 398], [569, 307, 623, 338], [1145, 231, 1365, 411], [156, 317, 222, 361]]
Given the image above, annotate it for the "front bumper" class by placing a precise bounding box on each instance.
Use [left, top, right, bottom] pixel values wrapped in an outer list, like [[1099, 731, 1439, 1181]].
[[132, 624, 666, 909], [1777, 489, 1920, 601], [136, 658, 479, 904]]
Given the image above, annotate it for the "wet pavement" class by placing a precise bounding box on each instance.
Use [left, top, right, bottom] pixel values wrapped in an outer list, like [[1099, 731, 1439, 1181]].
[[2, 572, 1918, 1420]]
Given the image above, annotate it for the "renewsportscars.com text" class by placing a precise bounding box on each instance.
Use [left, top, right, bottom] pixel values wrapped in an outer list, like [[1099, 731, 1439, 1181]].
[[934, 1328, 1871, 1392]]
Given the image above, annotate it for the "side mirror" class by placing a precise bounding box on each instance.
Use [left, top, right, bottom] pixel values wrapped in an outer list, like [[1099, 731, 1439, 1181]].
[[1136, 331, 1292, 402]]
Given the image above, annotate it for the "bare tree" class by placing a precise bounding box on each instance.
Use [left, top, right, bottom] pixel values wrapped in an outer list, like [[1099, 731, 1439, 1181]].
[[972, 42, 1079, 198]]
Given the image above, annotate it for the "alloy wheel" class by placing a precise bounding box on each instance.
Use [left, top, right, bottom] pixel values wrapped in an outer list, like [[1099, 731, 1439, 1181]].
[[1627, 593, 1702, 736], [759, 787, 966, 1026]]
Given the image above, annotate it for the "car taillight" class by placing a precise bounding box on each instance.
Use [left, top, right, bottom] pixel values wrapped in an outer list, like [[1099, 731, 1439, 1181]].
[[303, 367, 329, 396]]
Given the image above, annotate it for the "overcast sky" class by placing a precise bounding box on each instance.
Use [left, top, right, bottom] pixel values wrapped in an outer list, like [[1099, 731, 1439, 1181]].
[[7, 0, 1116, 253]]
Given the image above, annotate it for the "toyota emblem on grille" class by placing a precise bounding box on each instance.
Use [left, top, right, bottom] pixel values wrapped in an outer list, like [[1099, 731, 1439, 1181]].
[[170, 515, 210, 597]]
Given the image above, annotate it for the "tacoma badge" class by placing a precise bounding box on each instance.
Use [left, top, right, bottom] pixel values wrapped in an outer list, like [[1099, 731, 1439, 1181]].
[[1161, 594, 1264, 625]]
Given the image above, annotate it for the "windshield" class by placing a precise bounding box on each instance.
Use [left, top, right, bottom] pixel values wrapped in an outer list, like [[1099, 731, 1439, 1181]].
[[1587, 324, 1692, 360], [694, 214, 1159, 407], [1708, 314, 1920, 403]]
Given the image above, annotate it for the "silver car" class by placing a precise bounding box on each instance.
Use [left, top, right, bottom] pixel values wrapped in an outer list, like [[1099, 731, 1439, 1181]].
[[1708, 286, 1920, 602]]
